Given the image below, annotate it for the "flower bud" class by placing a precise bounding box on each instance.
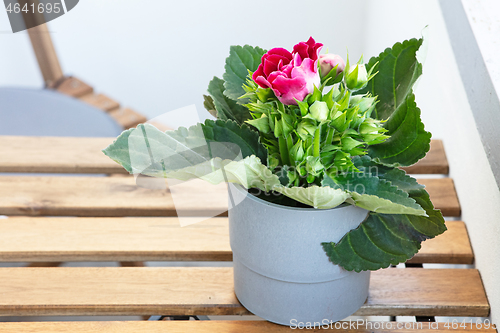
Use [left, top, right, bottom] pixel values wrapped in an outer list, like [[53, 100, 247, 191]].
[[345, 64, 368, 91], [309, 101, 329, 122], [319, 54, 345, 79]]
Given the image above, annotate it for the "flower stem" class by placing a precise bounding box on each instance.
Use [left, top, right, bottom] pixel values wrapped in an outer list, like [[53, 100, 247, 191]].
[[279, 136, 290, 166], [313, 128, 321, 157], [326, 127, 335, 144]]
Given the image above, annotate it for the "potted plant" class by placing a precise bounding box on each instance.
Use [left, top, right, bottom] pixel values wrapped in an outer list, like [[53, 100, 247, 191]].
[[103, 36, 446, 325]]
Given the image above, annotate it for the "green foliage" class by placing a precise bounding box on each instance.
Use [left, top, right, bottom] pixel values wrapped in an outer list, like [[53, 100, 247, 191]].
[[322, 180, 446, 272], [202, 119, 268, 163], [104, 36, 446, 273], [207, 77, 251, 125], [223, 45, 267, 104], [275, 185, 350, 209], [203, 95, 217, 118], [165, 155, 281, 192], [322, 156, 426, 215], [362, 38, 431, 166], [102, 120, 267, 177], [243, 78, 389, 187], [368, 94, 431, 166]]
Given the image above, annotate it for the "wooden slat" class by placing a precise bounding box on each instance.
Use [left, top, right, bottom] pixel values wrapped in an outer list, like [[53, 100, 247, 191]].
[[79, 93, 120, 112], [417, 178, 461, 216], [402, 140, 449, 174], [0, 176, 460, 217], [0, 136, 126, 174], [0, 176, 228, 217], [108, 107, 147, 129], [25, 23, 64, 86], [0, 217, 230, 262], [0, 321, 496, 333], [0, 268, 489, 317], [0, 136, 447, 175], [0, 218, 472, 264], [51, 77, 94, 98], [408, 221, 473, 264]]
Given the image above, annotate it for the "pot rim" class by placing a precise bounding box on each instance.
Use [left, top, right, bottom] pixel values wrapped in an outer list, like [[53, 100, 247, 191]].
[[229, 183, 350, 213]]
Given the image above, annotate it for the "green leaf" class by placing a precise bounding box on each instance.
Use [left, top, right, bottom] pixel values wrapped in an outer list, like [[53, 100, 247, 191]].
[[246, 115, 271, 134], [368, 94, 431, 166], [104, 123, 352, 209], [203, 95, 217, 118], [362, 38, 431, 166], [203, 119, 268, 164], [223, 45, 266, 104], [165, 155, 281, 192], [102, 120, 267, 177], [323, 156, 426, 216], [276, 185, 351, 209], [353, 156, 424, 193], [207, 76, 251, 125], [322, 178, 446, 272], [364, 38, 423, 120]]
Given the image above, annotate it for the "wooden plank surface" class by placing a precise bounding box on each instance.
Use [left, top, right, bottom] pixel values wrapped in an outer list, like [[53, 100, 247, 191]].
[[408, 221, 473, 264], [0, 136, 126, 174], [417, 178, 461, 216], [0, 176, 228, 217], [0, 321, 496, 333], [0, 268, 488, 317], [0, 217, 231, 262], [0, 136, 447, 175], [0, 176, 459, 217], [403, 140, 449, 174], [0, 219, 472, 264]]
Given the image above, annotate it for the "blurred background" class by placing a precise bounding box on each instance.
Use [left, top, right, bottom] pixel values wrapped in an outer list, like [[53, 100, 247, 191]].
[[1, 0, 449, 135], [1, 0, 499, 324]]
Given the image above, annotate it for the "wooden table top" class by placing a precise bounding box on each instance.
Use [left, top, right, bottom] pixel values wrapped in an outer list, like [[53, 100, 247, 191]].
[[0, 135, 495, 332]]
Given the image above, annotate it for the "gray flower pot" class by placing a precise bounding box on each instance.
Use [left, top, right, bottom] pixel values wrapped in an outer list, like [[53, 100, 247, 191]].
[[228, 183, 370, 326]]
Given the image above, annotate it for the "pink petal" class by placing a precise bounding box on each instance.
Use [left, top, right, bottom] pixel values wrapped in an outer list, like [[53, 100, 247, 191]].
[[269, 74, 309, 105], [267, 47, 293, 60]]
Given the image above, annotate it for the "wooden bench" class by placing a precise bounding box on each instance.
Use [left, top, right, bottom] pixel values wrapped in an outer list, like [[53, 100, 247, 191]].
[[0, 136, 496, 332], [0, 321, 495, 333]]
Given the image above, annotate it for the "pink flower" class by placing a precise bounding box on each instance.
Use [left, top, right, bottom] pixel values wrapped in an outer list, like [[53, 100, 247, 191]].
[[252, 37, 323, 105], [319, 54, 345, 78]]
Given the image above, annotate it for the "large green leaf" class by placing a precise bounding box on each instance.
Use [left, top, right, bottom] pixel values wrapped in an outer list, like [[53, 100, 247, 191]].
[[276, 186, 351, 209], [223, 45, 266, 104], [102, 120, 267, 177], [164, 155, 281, 192], [364, 38, 423, 120], [103, 124, 350, 208], [322, 182, 446, 272], [368, 94, 431, 166], [353, 155, 425, 196], [322, 156, 426, 215], [207, 76, 251, 125], [363, 38, 431, 166], [202, 119, 268, 163]]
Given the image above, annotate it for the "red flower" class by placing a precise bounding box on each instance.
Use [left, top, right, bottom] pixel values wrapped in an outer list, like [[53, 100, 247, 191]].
[[252, 37, 323, 105]]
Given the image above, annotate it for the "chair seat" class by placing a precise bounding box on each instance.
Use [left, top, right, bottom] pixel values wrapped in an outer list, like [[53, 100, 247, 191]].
[[0, 88, 122, 137]]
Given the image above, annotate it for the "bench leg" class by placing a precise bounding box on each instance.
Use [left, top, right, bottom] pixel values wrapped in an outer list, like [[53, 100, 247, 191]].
[[119, 262, 145, 267], [27, 262, 62, 267]]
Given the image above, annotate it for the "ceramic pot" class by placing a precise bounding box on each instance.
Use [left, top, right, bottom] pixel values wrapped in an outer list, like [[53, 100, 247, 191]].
[[228, 183, 370, 326]]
